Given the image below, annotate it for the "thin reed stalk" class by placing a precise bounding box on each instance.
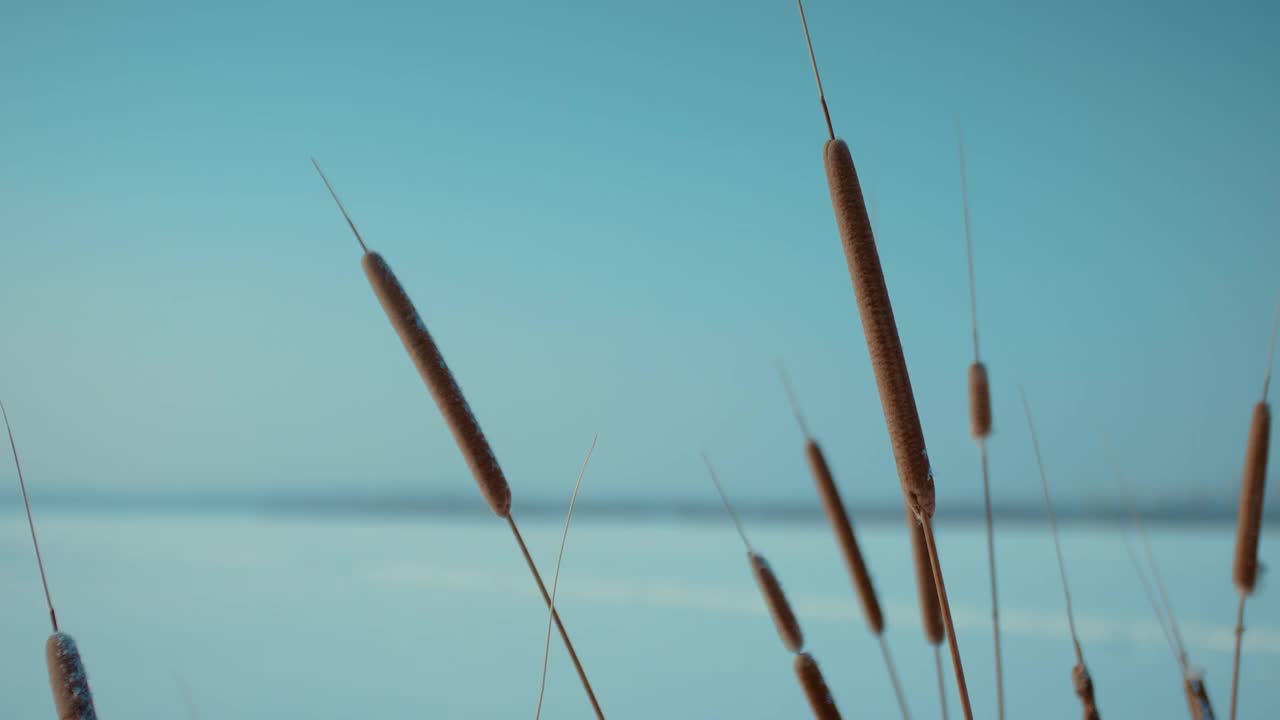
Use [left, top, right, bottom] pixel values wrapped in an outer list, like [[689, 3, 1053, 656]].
[[792, 4, 972, 714], [1020, 388, 1100, 719], [3, 400, 99, 719], [313, 160, 604, 719], [778, 363, 910, 719], [1229, 291, 1279, 720], [958, 131, 1003, 720], [536, 435, 598, 720]]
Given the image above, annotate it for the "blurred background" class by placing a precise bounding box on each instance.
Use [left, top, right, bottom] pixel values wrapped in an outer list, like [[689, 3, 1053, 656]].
[[2, 0, 1278, 717]]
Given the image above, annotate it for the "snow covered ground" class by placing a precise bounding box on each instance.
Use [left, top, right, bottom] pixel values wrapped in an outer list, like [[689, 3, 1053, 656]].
[[1, 510, 1276, 718]]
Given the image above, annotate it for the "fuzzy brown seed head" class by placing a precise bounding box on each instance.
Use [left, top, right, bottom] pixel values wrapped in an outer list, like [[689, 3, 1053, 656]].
[[806, 440, 884, 634], [906, 508, 944, 645], [750, 551, 804, 653], [1184, 675, 1215, 720], [362, 252, 512, 517], [968, 362, 992, 439], [1234, 402, 1271, 594], [823, 138, 935, 518], [1072, 663, 1100, 720], [794, 652, 843, 720], [46, 632, 97, 720]]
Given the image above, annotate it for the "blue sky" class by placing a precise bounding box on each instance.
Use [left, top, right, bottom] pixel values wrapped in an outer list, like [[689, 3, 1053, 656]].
[[1, 0, 1277, 513]]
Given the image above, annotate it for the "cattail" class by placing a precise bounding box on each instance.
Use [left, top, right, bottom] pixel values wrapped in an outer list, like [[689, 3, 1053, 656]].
[[1073, 663, 1101, 720], [968, 362, 992, 439], [794, 652, 843, 720], [47, 632, 98, 720], [803, 439, 883, 634], [1233, 402, 1270, 594], [777, 364, 909, 719], [360, 252, 512, 518], [822, 135, 934, 519], [1229, 291, 1279, 720], [313, 161, 603, 719], [751, 552, 805, 653], [1185, 675, 1215, 720], [791, 6, 972, 714]]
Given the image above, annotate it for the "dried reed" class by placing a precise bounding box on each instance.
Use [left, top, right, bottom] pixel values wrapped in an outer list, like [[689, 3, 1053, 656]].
[[752, 552, 806, 653], [1229, 291, 1279, 720], [792, 4, 972, 714], [1020, 388, 1100, 719], [794, 652, 843, 720], [536, 435, 598, 720], [1185, 675, 1216, 720], [3, 400, 100, 720], [312, 160, 603, 719], [778, 363, 910, 719], [958, 131, 1003, 720]]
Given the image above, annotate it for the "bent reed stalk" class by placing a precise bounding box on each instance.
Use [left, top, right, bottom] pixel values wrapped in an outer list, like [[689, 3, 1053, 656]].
[[792, 3, 972, 716], [312, 160, 604, 719]]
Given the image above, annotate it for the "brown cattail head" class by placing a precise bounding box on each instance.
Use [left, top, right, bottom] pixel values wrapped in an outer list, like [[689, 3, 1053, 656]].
[[361, 252, 512, 518], [806, 439, 884, 634], [750, 551, 805, 653], [794, 652, 843, 720], [1234, 401, 1271, 594], [46, 632, 97, 720], [1072, 663, 1101, 720], [968, 362, 992, 439], [1184, 674, 1215, 720], [823, 139, 934, 518], [907, 508, 944, 645]]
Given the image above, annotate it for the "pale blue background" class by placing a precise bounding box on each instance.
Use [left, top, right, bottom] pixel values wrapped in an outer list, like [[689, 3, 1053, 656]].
[[1, 0, 1277, 514]]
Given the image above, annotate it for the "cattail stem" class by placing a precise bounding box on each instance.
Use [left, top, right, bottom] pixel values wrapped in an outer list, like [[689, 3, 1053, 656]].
[[509, 515, 604, 719], [877, 634, 912, 720], [920, 514, 974, 720], [1230, 593, 1245, 720], [1, 399, 59, 633], [979, 440, 1003, 720], [934, 644, 949, 720]]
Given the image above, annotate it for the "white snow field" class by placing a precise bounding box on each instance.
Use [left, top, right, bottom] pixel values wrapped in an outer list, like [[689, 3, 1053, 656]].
[[1, 510, 1276, 719]]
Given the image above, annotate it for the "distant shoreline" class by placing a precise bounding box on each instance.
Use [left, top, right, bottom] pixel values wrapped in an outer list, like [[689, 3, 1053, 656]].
[[0, 491, 1265, 526]]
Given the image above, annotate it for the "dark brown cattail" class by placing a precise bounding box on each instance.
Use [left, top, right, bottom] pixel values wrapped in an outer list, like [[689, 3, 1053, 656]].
[[1073, 663, 1101, 720], [968, 362, 992, 439], [1185, 675, 1215, 720], [1234, 402, 1271, 594], [361, 252, 512, 517], [823, 139, 934, 519], [794, 652, 843, 720], [46, 632, 97, 720], [751, 552, 805, 653], [908, 509, 945, 645], [806, 439, 884, 634]]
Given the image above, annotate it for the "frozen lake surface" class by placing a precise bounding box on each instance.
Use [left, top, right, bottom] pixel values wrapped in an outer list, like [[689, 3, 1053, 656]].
[[1, 510, 1277, 718]]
